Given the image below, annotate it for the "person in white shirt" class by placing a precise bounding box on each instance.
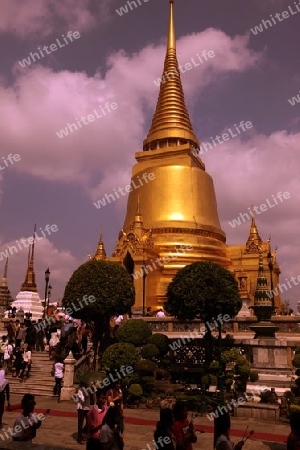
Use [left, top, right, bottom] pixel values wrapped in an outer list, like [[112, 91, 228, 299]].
[[52, 357, 64, 396], [3, 340, 13, 373], [19, 344, 32, 380], [156, 309, 165, 317], [77, 382, 91, 444]]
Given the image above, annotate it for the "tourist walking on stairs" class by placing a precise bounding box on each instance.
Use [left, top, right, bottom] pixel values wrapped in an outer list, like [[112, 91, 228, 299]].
[[52, 357, 64, 396]]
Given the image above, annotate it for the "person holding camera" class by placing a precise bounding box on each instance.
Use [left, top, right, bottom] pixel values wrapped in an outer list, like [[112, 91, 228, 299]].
[[172, 402, 197, 450]]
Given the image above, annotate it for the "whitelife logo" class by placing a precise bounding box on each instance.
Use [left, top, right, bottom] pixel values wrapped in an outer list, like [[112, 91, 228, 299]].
[[169, 314, 231, 351], [116, 0, 150, 16], [0, 154, 21, 171], [0, 224, 58, 261], [288, 90, 300, 106], [153, 50, 215, 87], [228, 191, 291, 228], [93, 172, 155, 210], [55, 102, 118, 139], [18, 31, 81, 68], [250, 2, 300, 35]]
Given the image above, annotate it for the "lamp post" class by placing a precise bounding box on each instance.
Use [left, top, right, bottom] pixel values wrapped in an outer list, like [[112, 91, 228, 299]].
[[142, 263, 147, 316], [216, 301, 225, 404], [46, 284, 52, 316], [44, 268, 50, 318]]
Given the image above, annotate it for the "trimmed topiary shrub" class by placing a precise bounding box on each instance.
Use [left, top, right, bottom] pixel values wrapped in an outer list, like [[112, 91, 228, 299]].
[[148, 333, 170, 356], [116, 319, 152, 346], [141, 344, 159, 360]]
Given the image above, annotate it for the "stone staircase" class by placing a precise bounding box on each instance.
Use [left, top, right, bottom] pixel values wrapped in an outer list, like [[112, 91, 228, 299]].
[[6, 337, 93, 398], [7, 351, 57, 397]]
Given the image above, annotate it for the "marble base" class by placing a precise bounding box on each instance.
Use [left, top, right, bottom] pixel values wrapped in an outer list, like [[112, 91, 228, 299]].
[[12, 291, 44, 321], [243, 338, 292, 371]]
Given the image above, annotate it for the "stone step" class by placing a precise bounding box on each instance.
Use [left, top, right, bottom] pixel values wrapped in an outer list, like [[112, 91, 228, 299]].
[[8, 378, 54, 385]]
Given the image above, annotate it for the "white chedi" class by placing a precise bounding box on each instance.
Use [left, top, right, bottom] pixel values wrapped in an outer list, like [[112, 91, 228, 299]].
[[11, 291, 44, 321]]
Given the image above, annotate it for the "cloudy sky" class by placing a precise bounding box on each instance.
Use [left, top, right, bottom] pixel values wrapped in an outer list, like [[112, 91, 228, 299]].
[[0, 0, 299, 308]]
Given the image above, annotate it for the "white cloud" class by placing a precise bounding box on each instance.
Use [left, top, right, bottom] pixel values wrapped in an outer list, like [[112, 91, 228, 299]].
[[0, 0, 96, 37]]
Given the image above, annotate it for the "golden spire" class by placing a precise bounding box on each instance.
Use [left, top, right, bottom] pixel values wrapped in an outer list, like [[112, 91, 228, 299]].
[[0, 259, 8, 288], [21, 224, 37, 292], [246, 211, 262, 247], [92, 228, 107, 261], [143, 0, 200, 151]]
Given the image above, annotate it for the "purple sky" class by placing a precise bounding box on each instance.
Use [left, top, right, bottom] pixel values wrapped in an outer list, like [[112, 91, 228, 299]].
[[0, 0, 300, 309]]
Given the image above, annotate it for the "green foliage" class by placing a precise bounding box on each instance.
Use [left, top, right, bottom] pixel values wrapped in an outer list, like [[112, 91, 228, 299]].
[[128, 383, 143, 397], [116, 319, 152, 347], [165, 261, 242, 321], [224, 376, 234, 388], [249, 371, 259, 382], [209, 361, 221, 373], [295, 369, 300, 377], [293, 354, 300, 368], [260, 390, 271, 403], [234, 357, 250, 377], [295, 378, 300, 388], [221, 348, 240, 364], [136, 360, 157, 374], [290, 404, 300, 413], [101, 343, 139, 371], [148, 333, 170, 356], [140, 344, 159, 360], [62, 259, 135, 321]]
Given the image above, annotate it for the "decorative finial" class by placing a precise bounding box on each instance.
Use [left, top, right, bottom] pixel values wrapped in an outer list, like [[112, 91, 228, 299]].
[[167, 0, 176, 50], [143, 0, 199, 151]]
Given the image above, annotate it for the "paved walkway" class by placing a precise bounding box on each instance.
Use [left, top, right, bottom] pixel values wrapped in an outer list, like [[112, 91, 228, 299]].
[[0, 396, 289, 450]]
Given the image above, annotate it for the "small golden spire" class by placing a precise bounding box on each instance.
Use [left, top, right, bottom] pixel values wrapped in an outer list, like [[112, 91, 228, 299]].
[[3, 258, 8, 280], [246, 213, 262, 247], [92, 228, 107, 261], [21, 224, 37, 292], [0, 259, 8, 288], [143, 0, 200, 151]]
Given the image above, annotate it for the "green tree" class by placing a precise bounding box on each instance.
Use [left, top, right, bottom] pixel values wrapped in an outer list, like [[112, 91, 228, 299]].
[[165, 261, 242, 321], [116, 319, 152, 346], [165, 262, 241, 366], [102, 343, 139, 371], [62, 259, 135, 352], [148, 333, 170, 357], [141, 344, 159, 360]]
